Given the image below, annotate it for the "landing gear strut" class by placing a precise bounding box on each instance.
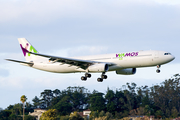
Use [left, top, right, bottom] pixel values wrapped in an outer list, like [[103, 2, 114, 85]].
[[97, 72, 108, 82], [156, 65, 161, 73], [81, 73, 91, 81]]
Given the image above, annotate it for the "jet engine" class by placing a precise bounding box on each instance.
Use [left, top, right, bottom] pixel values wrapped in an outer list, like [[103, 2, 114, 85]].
[[116, 68, 136, 75], [88, 63, 109, 72]]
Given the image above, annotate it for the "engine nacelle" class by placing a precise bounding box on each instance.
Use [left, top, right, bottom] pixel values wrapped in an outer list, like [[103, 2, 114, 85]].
[[116, 68, 136, 75], [88, 63, 109, 72]]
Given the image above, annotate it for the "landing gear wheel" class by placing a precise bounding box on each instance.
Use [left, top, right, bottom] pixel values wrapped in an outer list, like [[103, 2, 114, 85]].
[[97, 78, 103, 82], [85, 73, 91, 78], [81, 76, 87, 81], [156, 65, 161, 73], [101, 75, 107, 79], [157, 65, 161, 68], [156, 69, 160, 73]]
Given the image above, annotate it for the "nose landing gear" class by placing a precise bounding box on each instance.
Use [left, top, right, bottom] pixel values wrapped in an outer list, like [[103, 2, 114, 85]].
[[156, 65, 161, 73]]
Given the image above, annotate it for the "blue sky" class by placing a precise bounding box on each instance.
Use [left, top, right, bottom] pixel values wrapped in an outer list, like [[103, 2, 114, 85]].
[[0, 0, 180, 109]]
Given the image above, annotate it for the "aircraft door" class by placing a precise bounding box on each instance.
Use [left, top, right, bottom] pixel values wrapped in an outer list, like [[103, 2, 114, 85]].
[[154, 51, 159, 59], [153, 51, 159, 63]]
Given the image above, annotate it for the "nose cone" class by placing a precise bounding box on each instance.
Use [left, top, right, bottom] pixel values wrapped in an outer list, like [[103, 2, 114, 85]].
[[171, 55, 175, 61], [168, 55, 175, 63], [160, 52, 175, 65]]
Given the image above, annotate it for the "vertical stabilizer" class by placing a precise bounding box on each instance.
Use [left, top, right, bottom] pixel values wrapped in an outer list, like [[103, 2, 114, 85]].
[[18, 38, 39, 62]]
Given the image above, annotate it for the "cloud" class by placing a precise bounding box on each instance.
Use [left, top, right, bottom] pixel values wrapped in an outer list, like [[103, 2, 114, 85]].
[[67, 46, 109, 57], [0, 0, 179, 26], [153, 0, 180, 5], [0, 68, 9, 77], [0, 0, 90, 25]]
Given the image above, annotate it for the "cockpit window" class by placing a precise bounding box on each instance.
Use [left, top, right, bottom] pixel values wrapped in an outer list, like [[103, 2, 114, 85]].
[[164, 53, 171, 55]]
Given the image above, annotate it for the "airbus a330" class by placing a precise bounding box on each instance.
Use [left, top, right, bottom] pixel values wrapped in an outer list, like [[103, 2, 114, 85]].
[[6, 38, 175, 82]]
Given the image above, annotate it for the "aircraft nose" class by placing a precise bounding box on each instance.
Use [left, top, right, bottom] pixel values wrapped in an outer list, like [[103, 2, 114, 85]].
[[169, 55, 175, 62], [172, 55, 175, 61]]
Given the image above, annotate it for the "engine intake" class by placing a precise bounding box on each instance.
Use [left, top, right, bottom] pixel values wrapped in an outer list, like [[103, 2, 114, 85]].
[[88, 63, 109, 72], [116, 68, 136, 75]]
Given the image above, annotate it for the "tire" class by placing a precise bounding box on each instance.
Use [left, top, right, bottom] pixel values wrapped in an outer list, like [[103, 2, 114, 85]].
[[85, 73, 91, 78], [102, 75, 107, 79], [81, 76, 87, 81], [156, 69, 160, 73], [97, 78, 103, 82]]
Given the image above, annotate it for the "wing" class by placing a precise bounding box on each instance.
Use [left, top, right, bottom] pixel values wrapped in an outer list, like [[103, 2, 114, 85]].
[[6, 59, 34, 66], [28, 52, 113, 70]]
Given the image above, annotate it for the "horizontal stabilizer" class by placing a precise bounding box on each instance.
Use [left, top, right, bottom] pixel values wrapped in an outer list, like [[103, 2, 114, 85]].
[[5, 59, 34, 66]]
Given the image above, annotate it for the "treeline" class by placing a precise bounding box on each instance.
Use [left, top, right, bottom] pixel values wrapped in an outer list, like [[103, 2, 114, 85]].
[[1, 74, 180, 119]]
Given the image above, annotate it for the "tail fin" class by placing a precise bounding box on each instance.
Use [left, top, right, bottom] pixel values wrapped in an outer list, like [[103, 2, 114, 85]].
[[18, 38, 39, 62]]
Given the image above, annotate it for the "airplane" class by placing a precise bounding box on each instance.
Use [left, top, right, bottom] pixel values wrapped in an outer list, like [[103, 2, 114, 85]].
[[6, 38, 175, 82]]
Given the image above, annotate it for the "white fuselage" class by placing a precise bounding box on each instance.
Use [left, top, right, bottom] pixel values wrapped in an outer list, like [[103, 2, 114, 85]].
[[29, 50, 175, 73]]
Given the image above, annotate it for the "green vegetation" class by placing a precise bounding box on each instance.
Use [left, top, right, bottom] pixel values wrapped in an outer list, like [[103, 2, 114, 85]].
[[1, 74, 180, 119], [20, 95, 27, 120], [69, 111, 84, 120], [40, 109, 58, 120]]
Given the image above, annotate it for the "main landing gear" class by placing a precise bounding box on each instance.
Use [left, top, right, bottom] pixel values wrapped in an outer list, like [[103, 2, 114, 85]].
[[156, 65, 161, 73], [81, 73, 91, 81], [97, 72, 107, 82], [81, 72, 108, 82]]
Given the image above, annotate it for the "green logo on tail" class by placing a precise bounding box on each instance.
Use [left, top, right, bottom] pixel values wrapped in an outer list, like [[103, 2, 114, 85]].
[[28, 46, 38, 56]]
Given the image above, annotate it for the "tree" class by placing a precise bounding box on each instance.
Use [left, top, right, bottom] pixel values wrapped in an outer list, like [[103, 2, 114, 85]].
[[99, 111, 105, 117], [11, 103, 23, 115], [40, 109, 58, 120], [25, 102, 34, 114], [0, 110, 12, 120], [20, 95, 27, 120], [24, 115, 36, 120], [60, 115, 69, 120], [71, 90, 86, 111], [124, 83, 138, 111], [89, 92, 106, 112], [40, 90, 54, 108], [171, 107, 178, 118], [90, 111, 99, 119], [8, 114, 22, 120], [105, 89, 116, 114], [66, 86, 90, 111], [32, 96, 40, 108], [69, 111, 83, 120], [6, 105, 13, 110], [144, 105, 153, 116], [53, 89, 60, 97], [150, 74, 180, 117], [0, 108, 3, 112], [115, 90, 128, 113], [52, 96, 72, 115], [105, 112, 113, 120], [155, 110, 163, 119]]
